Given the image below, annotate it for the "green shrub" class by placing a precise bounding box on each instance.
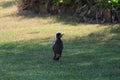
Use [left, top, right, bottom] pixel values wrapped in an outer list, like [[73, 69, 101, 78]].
[[111, 0, 120, 10], [95, 0, 120, 10]]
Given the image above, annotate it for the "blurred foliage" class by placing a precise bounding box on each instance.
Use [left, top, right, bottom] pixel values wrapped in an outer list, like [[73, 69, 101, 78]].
[[94, 0, 120, 10], [111, 0, 120, 10]]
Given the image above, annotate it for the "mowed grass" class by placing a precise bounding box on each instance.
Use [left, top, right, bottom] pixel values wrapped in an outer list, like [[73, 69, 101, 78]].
[[0, 0, 120, 80]]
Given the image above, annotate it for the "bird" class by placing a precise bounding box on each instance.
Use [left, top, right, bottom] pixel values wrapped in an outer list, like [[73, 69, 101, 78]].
[[52, 33, 64, 61]]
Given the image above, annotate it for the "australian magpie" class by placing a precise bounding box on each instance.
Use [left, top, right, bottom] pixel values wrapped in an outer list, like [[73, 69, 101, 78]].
[[52, 33, 64, 60]]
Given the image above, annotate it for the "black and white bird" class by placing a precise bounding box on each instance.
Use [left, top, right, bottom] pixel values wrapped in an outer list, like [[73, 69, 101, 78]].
[[52, 33, 64, 61]]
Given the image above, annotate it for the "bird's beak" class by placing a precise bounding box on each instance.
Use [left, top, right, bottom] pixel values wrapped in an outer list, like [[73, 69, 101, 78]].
[[61, 34, 64, 37]]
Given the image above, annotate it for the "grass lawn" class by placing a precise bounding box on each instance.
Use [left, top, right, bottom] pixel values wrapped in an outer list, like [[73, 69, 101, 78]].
[[0, 0, 120, 80]]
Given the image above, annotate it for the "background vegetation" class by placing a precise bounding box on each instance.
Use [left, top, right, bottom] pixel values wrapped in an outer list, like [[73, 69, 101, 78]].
[[16, 0, 120, 23]]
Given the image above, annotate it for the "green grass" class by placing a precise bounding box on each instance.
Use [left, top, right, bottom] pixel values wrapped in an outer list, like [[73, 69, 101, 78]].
[[0, 0, 120, 80]]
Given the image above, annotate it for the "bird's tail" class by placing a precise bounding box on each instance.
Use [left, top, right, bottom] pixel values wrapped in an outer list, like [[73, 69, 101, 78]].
[[53, 54, 61, 60]]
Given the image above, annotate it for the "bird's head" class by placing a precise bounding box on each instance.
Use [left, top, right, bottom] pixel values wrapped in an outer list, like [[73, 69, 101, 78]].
[[56, 33, 64, 39]]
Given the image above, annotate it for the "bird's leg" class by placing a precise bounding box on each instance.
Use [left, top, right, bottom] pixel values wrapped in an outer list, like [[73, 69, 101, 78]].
[[53, 53, 56, 60], [59, 59, 63, 65]]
